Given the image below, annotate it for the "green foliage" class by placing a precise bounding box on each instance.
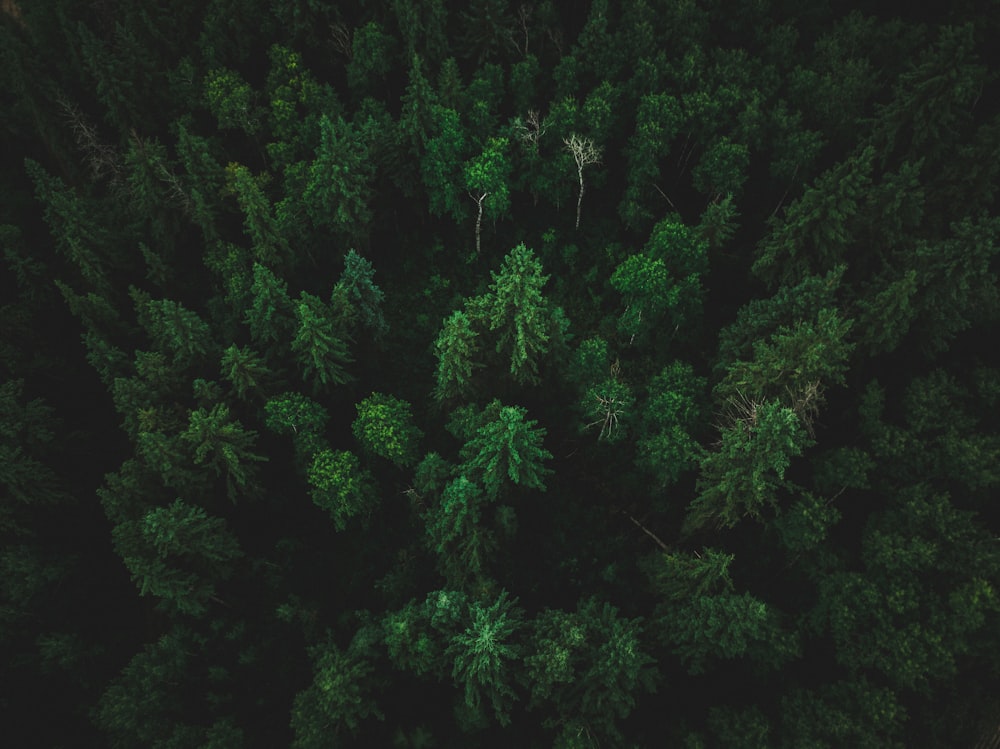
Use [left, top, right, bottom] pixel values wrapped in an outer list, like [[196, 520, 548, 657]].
[[307, 449, 377, 530], [291, 291, 353, 391], [815, 485, 1000, 692], [459, 401, 553, 499], [526, 598, 657, 744], [448, 590, 524, 726], [182, 403, 267, 500], [335, 249, 388, 338], [433, 310, 482, 402], [424, 475, 496, 585], [687, 400, 811, 531], [637, 361, 706, 487], [291, 634, 382, 747], [120, 499, 242, 617], [132, 290, 214, 367], [781, 678, 907, 749], [353, 392, 423, 467], [692, 137, 750, 199], [204, 68, 259, 133], [302, 116, 375, 237], [464, 136, 511, 220], [470, 243, 568, 385], [580, 377, 634, 443], [611, 218, 708, 341], [95, 626, 207, 747], [220, 344, 272, 401], [244, 263, 295, 349], [660, 591, 798, 675]]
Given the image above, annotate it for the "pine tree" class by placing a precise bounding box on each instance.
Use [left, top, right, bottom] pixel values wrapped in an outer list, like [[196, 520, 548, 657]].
[[472, 243, 567, 385], [433, 310, 482, 402], [291, 291, 353, 391], [459, 401, 553, 500], [447, 590, 523, 726], [181, 403, 267, 501], [335, 249, 388, 339]]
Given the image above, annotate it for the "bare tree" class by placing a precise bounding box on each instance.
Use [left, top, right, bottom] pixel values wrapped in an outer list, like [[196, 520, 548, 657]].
[[513, 109, 547, 153], [564, 133, 602, 229]]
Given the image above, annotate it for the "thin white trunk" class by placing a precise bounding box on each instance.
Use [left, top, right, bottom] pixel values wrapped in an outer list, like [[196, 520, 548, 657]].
[[576, 166, 585, 229]]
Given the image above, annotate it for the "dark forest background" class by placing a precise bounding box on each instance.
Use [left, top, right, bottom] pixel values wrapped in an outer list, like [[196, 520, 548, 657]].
[[2, 0, 1000, 746]]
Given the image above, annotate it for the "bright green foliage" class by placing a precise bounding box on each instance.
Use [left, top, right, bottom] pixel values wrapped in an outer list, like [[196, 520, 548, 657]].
[[181, 403, 267, 501], [290, 634, 382, 747], [465, 137, 511, 222], [220, 344, 271, 400], [132, 290, 213, 367], [335, 249, 388, 338], [459, 401, 553, 499], [382, 589, 470, 679], [686, 400, 811, 531], [473, 243, 566, 384], [244, 263, 295, 349], [636, 361, 706, 487], [263, 391, 327, 467], [204, 68, 259, 133], [307, 449, 377, 530], [291, 291, 353, 391], [264, 392, 329, 437], [119, 499, 242, 617], [780, 678, 907, 749], [353, 392, 423, 467], [424, 475, 496, 586], [526, 598, 657, 745], [447, 590, 524, 726], [433, 310, 481, 402], [611, 218, 707, 340], [302, 116, 374, 236]]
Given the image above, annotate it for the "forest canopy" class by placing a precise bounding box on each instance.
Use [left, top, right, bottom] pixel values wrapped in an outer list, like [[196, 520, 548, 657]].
[[2, 1, 999, 747]]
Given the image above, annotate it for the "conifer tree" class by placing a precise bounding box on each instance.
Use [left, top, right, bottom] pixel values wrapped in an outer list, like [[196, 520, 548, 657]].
[[291, 291, 353, 391], [459, 401, 553, 500]]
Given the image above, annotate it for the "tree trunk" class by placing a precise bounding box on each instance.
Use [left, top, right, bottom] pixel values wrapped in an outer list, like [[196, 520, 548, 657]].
[[576, 168, 584, 229]]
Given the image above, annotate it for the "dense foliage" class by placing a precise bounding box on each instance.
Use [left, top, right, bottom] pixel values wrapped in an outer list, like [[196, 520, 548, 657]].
[[2, 0, 999, 746]]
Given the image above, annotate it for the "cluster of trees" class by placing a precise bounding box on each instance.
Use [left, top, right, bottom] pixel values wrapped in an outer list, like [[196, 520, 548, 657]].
[[2, 0, 999, 746]]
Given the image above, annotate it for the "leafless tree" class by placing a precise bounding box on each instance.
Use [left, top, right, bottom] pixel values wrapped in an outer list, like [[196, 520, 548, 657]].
[[564, 133, 602, 229]]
